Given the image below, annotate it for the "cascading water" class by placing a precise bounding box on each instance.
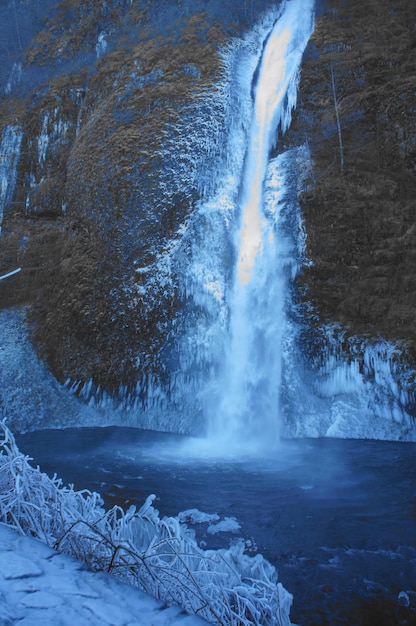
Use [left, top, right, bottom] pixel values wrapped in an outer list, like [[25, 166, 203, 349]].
[[204, 0, 315, 450], [61, 1, 320, 443]]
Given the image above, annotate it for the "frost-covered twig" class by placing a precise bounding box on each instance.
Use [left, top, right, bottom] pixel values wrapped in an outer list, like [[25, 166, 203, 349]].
[[0, 420, 293, 626]]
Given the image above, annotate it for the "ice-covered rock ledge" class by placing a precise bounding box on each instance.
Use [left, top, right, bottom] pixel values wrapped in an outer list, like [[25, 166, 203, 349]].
[[0, 308, 104, 432], [288, 323, 416, 441], [0, 307, 143, 433]]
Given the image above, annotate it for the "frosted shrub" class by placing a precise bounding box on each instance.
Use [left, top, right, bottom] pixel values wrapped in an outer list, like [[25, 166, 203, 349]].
[[0, 421, 293, 626]]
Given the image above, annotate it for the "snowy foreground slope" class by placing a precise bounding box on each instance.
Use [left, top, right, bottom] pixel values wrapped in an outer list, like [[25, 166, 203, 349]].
[[0, 523, 207, 626]]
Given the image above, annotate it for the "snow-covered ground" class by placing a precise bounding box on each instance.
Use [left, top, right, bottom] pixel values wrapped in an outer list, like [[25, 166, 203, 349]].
[[0, 522, 207, 626]]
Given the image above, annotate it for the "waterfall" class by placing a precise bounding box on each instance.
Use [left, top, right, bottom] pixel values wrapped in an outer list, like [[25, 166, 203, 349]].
[[58, 0, 414, 443], [1, 1, 413, 443], [204, 0, 315, 451], [65, 1, 317, 442]]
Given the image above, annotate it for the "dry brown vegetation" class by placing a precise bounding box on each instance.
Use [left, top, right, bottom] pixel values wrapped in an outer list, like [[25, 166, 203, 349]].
[[26, 0, 148, 65]]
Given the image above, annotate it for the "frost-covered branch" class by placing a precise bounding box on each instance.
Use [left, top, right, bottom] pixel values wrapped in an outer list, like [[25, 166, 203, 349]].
[[0, 420, 293, 626]]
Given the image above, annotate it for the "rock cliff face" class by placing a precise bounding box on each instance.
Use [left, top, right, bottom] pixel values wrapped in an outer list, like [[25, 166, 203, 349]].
[[0, 0, 273, 401], [289, 0, 416, 355], [1, 0, 415, 425]]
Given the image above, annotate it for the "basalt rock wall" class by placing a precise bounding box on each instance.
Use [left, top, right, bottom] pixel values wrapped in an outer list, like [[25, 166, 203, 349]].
[[288, 0, 416, 361]]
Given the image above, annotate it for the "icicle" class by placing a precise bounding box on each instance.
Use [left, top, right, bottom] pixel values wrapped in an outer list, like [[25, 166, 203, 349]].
[[37, 112, 49, 166], [0, 126, 22, 231]]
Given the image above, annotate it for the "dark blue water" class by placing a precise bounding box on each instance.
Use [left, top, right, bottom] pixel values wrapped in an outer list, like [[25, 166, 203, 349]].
[[16, 428, 416, 625]]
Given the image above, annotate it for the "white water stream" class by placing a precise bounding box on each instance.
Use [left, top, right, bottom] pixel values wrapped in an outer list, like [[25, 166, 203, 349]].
[[205, 0, 315, 450]]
